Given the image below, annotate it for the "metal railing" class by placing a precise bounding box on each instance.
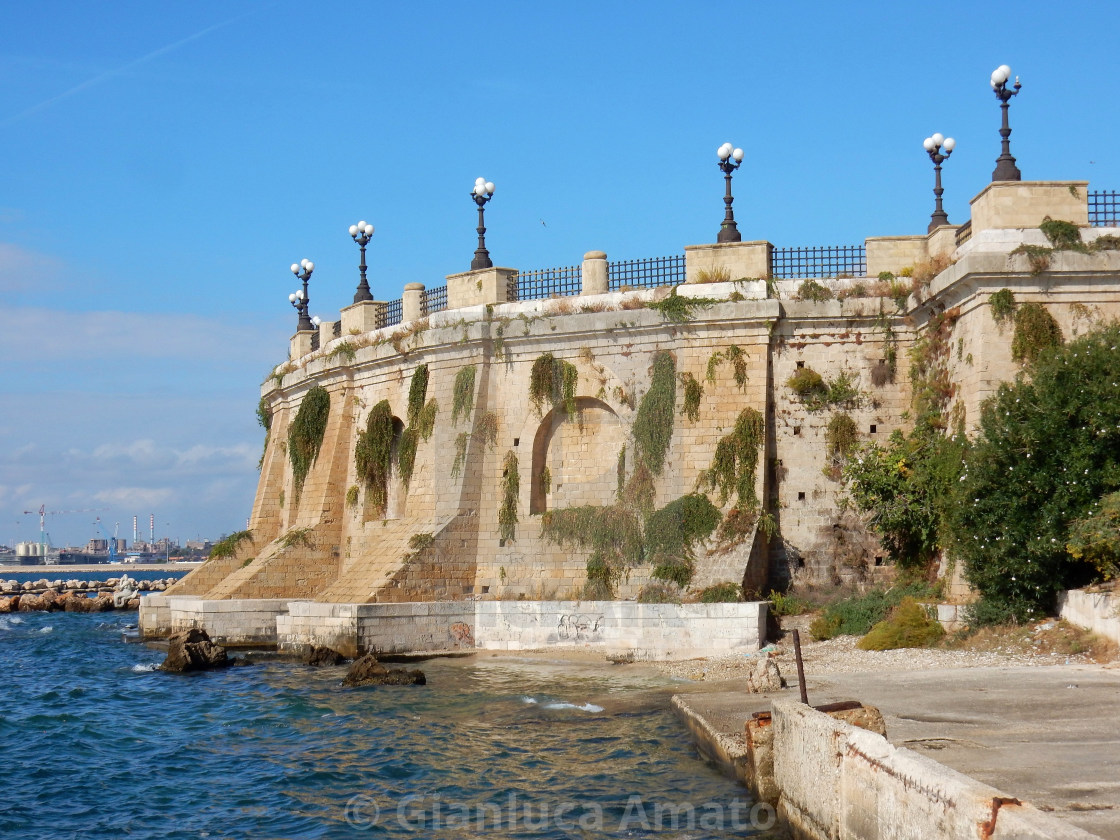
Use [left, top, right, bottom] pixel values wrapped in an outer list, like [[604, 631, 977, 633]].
[[608, 254, 686, 290], [310, 331, 320, 351], [1089, 190, 1119, 227], [423, 285, 448, 315], [379, 298, 403, 329], [332, 321, 341, 338], [771, 245, 866, 279], [510, 264, 582, 302], [955, 220, 973, 247]]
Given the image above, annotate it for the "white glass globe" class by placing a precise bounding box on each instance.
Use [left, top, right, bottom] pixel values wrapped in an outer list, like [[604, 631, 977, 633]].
[[484, 181, 495, 194], [358, 220, 367, 229], [923, 137, 935, 151], [475, 177, 486, 186], [289, 293, 297, 303], [943, 137, 956, 152], [305, 260, 314, 271], [349, 224, 359, 236], [732, 148, 744, 162], [932, 132, 944, 147], [474, 184, 486, 196], [311, 315, 321, 327], [363, 223, 374, 235], [296, 289, 304, 300], [290, 263, 300, 275]]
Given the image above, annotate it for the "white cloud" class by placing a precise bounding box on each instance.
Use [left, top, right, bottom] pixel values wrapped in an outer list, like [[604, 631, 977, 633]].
[[92, 486, 176, 509], [0, 244, 65, 293]]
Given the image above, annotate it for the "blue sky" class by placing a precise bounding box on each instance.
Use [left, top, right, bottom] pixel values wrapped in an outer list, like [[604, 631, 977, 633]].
[[2, 1, 1117, 547]]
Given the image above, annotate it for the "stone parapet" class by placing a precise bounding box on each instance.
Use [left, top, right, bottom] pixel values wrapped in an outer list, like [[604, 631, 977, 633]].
[[970, 180, 1089, 232], [685, 241, 773, 282], [446, 266, 517, 309], [340, 300, 384, 336], [865, 235, 927, 278]]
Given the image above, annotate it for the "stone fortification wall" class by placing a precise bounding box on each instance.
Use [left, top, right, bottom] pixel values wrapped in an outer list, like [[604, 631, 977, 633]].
[[168, 179, 1120, 604]]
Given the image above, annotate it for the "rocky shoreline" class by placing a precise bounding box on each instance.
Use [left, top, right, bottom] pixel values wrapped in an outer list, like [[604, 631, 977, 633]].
[[0, 575, 177, 613]]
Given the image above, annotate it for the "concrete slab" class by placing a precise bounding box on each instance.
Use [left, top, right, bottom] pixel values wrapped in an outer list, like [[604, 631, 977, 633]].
[[680, 666, 1120, 838]]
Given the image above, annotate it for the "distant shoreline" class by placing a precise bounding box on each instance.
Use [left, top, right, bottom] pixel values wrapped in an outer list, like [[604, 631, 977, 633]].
[[0, 562, 202, 574]]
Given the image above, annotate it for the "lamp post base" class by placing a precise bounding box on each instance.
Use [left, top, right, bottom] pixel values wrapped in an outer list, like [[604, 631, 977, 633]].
[[717, 223, 742, 243]]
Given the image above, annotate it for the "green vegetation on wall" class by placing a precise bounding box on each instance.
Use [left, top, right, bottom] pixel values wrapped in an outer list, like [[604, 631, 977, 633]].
[[645, 286, 719, 322], [256, 396, 272, 471], [824, 412, 858, 480], [355, 399, 395, 516], [989, 288, 1016, 324], [407, 364, 429, 426], [529, 353, 578, 418], [499, 450, 519, 543], [706, 345, 748, 390], [210, 530, 253, 560], [397, 365, 438, 488], [908, 307, 960, 432], [679, 372, 702, 422], [702, 407, 764, 510], [288, 385, 331, 498], [646, 493, 721, 586], [796, 279, 833, 302], [451, 365, 477, 425], [1067, 490, 1120, 581], [451, 431, 470, 479], [1011, 302, 1063, 364], [632, 350, 676, 475]]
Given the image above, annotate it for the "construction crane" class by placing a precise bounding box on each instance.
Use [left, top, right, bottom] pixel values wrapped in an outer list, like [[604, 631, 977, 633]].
[[93, 517, 119, 563], [21, 505, 102, 554]]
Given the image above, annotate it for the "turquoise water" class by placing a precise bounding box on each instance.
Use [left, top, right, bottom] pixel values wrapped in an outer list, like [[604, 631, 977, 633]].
[[0, 612, 778, 839]]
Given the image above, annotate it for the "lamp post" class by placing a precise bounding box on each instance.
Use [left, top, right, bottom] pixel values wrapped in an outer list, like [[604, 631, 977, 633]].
[[470, 177, 495, 270], [716, 142, 745, 243], [348, 221, 375, 303], [288, 258, 315, 332], [990, 64, 1022, 182], [923, 133, 956, 232]]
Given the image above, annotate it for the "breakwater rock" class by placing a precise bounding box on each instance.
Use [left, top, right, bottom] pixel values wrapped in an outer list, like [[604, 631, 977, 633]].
[[342, 653, 426, 687], [0, 575, 177, 613], [160, 628, 231, 672]]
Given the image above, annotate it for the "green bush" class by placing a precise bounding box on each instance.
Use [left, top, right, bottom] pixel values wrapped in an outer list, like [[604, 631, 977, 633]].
[[637, 583, 682, 604], [857, 597, 944, 650], [989, 288, 1016, 324], [796, 279, 833, 302], [809, 584, 936, 640], [767, 591, 815, 617], [697, 582, 743, 603], [1011, 302, 1063, 364], [951, 324, 1120, 619], [288, 385, 331, 496], [1067, 490, 1120, 580]]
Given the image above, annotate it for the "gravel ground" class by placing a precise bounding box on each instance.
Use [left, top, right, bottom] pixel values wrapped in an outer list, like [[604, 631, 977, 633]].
[[655, 619, 1118, 682]]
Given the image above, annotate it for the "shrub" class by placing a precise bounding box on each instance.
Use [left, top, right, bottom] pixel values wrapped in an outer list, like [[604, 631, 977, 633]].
[[210, 530, 252, 560], [646, 286, 719, 322], [824, 413, 858, 480], [809, 584, 935, 640], [787, 367, 826, 401], [1067, 490, 1120, 580], [989, 288, 1016, 324], [647, 493, 721, 587], [768, 590, 816, 617], [950, 324, 1120, 618], [697, 582, 743, 603], [355, 399, 395, 515], [796, 279, 833, 302], [1039, 217, 1084, 250], [857, 598, 944, 650], [693, 266, 731, 284]]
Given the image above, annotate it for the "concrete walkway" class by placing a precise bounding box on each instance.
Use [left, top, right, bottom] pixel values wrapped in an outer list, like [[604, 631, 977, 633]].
[[678, 665, 1120, 839]]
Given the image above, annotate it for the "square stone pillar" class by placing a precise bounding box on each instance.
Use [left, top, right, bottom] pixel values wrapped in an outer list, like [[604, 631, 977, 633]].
[[402, 283, 425, 322], [446, 267, 517, 309], [289, 330, 314, 360], [684, 241, 773, 283], [581, 251, 608, 295], [970, 181, 1089, 232], [927, 225, 959, 259], [318, 320, 338, 347], [865, 235, 928, 278], [340, 300, 385, 335]]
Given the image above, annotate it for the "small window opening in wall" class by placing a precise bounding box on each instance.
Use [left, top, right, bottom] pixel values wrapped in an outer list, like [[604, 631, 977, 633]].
[[481, 585, 490, 594], [797, 491, 806, 501], [797, 558, 806, 568], [513, 438, 519, 447], [793, 426, 801, 436], [499, 538, 506, 547], [869, 424, 877, 434], [796, 360, 805, 369], [874, 556, 884, 567], [878, 358, 885, 366]]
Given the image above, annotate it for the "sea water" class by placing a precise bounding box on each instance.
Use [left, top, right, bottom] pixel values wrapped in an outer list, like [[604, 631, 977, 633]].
[[0, 612, 779, 839]]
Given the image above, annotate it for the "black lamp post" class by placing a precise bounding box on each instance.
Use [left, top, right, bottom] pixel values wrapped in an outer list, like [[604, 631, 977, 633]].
[[288, 258, 315, 332], [470, 177, 495, 270], [716, 142, 744, 243], [923, 133, 955, 232], [349, 221, 375, 303], [990, 64, 1022, 182]]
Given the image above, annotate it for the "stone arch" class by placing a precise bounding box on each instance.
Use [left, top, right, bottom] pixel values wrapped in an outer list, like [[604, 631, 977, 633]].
[[530, 397, 625, 515]]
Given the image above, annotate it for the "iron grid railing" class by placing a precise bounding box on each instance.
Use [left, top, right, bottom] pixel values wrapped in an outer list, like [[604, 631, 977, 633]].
[[332, 320, 341, 338], [379, 298, 403, 329], [1089, 190, 1119, 227], [955, 220, 973, 247], [511, 264, 583, 302], [608, 254, 686, 290], [771, 245, 866, 279], [423, 285, 448, 315], [310, 330, 320, 351]]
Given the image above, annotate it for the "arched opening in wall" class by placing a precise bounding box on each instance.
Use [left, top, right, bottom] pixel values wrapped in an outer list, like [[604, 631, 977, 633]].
[[530, 397, 624, 515]]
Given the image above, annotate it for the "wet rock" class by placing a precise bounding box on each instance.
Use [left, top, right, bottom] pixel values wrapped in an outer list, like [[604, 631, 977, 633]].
[[92, 595, 115, 612], [18, 591, 56, 612], [304, 646, 346, 666], [342, 653, 425, 687], [64, 595, 96, 613], [0, 595, 18, 613], [745, 655, 786, 693], [160, 628, 231, 672], [126, 598, 140, 610]]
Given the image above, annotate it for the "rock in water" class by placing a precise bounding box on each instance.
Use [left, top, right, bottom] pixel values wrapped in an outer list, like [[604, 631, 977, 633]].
[[303, 646, 346, 666], [160, 628, 232, 673], [342, 653, 425, 687]]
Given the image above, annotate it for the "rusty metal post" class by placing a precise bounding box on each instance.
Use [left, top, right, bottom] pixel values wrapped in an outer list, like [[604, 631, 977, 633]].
[[792, 629, 808, 705]]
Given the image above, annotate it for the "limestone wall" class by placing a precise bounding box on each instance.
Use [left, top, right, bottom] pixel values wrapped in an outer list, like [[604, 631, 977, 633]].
[[1059, 588, 1120, 645]]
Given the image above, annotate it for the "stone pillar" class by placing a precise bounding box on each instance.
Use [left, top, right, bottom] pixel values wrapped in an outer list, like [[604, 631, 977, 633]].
[[318, 320, 337, 348], [927, 225, 960, 259], [969, 181, 1089, 232], [684, 241, 773, 283], [446, 266, 518, 310], [289, 330, 314, 360], [340, 300, 384, 335], [402, 283, 425, 322], [581, 251, 608, 295], [865, 235, 928, 278]]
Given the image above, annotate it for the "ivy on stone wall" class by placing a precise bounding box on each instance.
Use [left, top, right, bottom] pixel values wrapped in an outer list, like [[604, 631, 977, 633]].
[[288, 385, 331, 499], [706, 345, 748, 389], [908, 307, 960, 433], [499, 450, 519, 543], [407, 364, 429, 427], [646, 494, 721, 586], [256, 396, 272, 471], [398, 365, 439, 488], [355, 399, 394, 516], [1011, 302, 1063, 365], [632, 350, 676, 475], [529, 352, 578, 417], [451, 365, 477, 425], [645, 286, 719, 322], [679, 372, 703, 422], [451, 431, 470, 479], [702, 407, 764, 510], [824, 412, 859, 481], [989, 288, 1016, 324]]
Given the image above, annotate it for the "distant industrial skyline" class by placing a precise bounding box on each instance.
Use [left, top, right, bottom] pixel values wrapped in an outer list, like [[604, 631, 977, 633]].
[[2, 1, 1118, 545]]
